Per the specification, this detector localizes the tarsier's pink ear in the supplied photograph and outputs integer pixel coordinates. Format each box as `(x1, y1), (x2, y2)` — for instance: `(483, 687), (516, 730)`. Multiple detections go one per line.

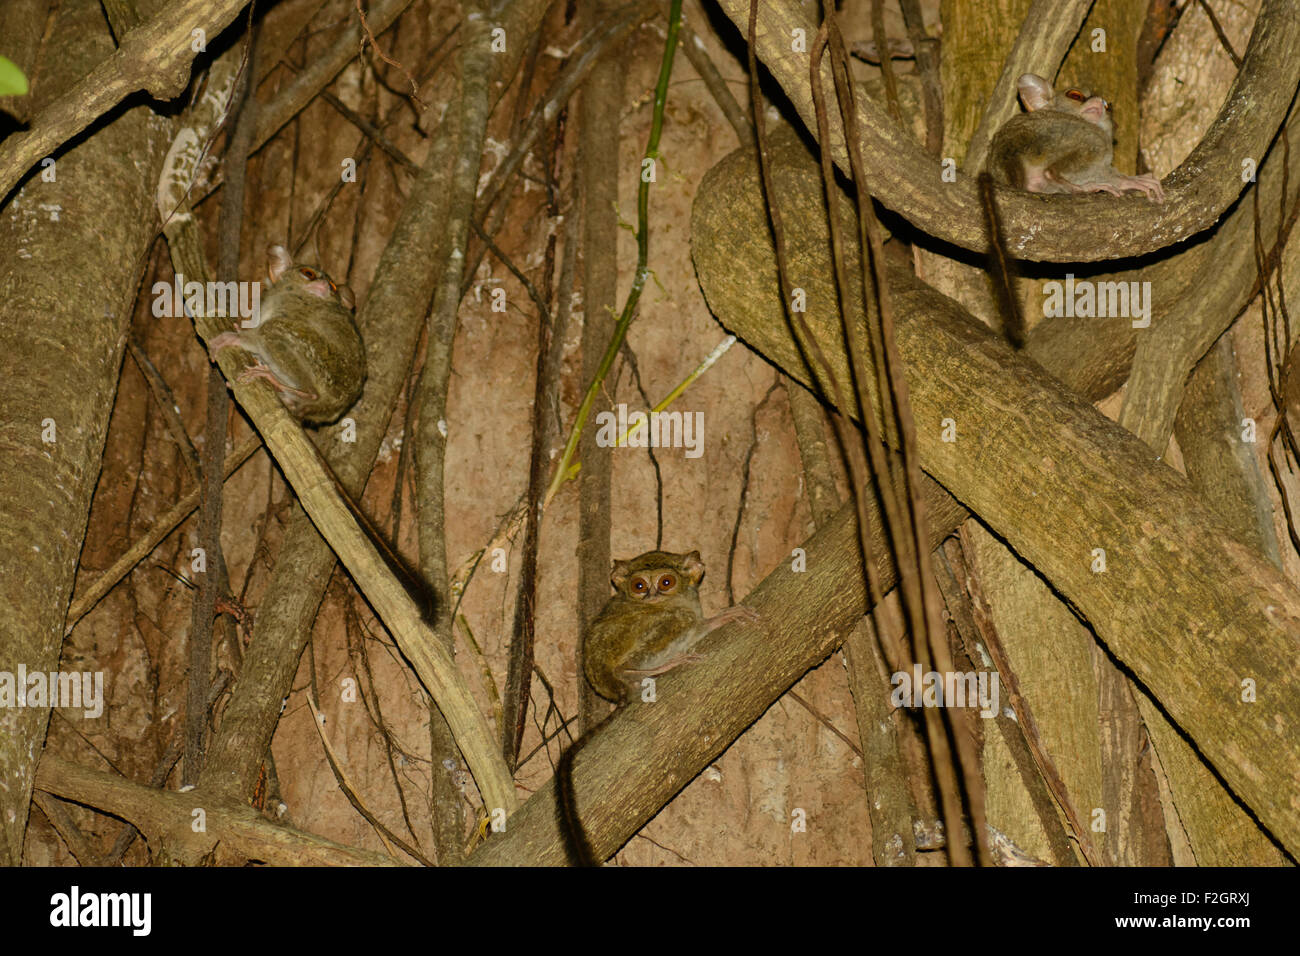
(1016, 73), (1053, 112)
(611, 559), (631, 589)
(683, 550), (705, 586)
(267, 244), (294, 283)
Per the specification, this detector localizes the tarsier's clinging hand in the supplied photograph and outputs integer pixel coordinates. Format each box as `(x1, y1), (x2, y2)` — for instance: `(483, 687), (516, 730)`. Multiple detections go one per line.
(210, 244), (366, 424)
(584, 550), (760, 705)
(987, 73), (1164, 201)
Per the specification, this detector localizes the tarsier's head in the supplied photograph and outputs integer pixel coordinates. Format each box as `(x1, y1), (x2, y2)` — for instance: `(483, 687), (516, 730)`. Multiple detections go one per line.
(265, 244), (356, 310)
(612, 549), (705, 603)
(1017, 72), (1112, 136)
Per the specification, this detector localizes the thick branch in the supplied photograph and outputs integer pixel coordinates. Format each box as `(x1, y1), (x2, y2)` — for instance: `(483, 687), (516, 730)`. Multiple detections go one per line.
(691, 132), (1300, 854)
(35, 755), (399, 866)
(710, 0), (1300, 262)
(0, 0), (248, 199)
(469, 483), (964, 865)
(1118, 101), (1300, 449)
(195, 0), (553, 820)
(0, 0), (176, 865)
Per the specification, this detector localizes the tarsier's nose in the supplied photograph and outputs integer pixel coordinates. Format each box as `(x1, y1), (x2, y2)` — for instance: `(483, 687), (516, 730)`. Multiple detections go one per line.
(1082, 98), (1107, 119)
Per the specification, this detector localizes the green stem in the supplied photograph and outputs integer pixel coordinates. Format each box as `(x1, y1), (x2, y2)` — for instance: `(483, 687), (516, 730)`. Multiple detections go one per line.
(543, 0), (683, 509)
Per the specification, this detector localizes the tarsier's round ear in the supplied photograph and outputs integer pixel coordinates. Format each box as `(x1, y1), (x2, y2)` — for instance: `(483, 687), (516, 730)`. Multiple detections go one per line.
(267, 244), (294, 283)
(682, 550), (705, 585)
(1016, 73), (1053, 113)
(611, 559), (631, 589)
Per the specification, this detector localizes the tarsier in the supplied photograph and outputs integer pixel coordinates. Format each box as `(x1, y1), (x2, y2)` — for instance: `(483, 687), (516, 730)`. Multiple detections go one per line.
(987, 73), (1164, 200)
(210, 244), (366, 424)
(560, 549), (759, 863)
(209, 245), (432, 617)
(584, 549), (760, 704)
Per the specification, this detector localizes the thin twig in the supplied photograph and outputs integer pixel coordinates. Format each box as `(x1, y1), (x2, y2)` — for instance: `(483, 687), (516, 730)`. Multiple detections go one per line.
(126, 338), (202, 485)
(355, 0), (424, 107)
(305, 696), (431, 865)
(1197, 0), (1242, 68)
(787, 690), (863, 758)
(64, 434), (263, 633)
(726, 377), (781, 604)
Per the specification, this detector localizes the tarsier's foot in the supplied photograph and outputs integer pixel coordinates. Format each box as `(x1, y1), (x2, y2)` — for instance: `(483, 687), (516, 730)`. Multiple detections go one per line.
(1072, 180), (1124, 197)
(236, 360), (281, 387)
(1120, 173), (1164, 201)
(236, 361), (315, 400)
(1021, 170), (1058, 194)
(208, 331), (245, 365)
(714, 605), (761, 626)
(1064, 175), (1162, 201)
(209, 331), (241, 352)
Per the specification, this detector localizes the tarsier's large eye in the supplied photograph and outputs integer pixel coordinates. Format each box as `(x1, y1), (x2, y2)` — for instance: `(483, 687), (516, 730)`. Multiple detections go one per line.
(657, 573), (677, 592)
(299, 267), (318, 280)
(631, 576), (650, 594)
(1064, 89), (1087, 102)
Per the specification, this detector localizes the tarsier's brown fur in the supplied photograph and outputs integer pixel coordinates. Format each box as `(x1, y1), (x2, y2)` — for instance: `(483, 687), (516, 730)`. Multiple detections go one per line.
(210, 244), (365, 424)
(583, 549), (758, 704)
(987, 73), (1163, 200)
(981, 74), (1165, 347)
(557, 550), (759, 864)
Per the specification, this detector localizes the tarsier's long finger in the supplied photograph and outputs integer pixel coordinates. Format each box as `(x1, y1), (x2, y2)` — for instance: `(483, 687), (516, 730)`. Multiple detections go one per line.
(623, 653), (705, 679)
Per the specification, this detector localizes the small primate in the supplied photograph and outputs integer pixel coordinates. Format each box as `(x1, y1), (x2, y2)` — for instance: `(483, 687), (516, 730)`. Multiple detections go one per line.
(584, 549), (759, 704)
(209, 245), (431, 619)
(987, 73), (1164, 199)
(210, 244), (365, 424)
(980, 73), (1163, 346)
(557, 550), (759, 865)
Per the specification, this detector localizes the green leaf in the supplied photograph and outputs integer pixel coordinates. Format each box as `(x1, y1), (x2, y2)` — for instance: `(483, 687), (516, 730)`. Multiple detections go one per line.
(0, 56), (29, 96)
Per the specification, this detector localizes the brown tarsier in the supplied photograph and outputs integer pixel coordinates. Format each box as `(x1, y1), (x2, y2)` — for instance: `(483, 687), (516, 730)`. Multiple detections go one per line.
(210, 245), (365, 424)
(209, 246), (431, 616)
(987, 73), (1164, 200)
(559, 550), (758, 864)
(584, 549), (760, 704)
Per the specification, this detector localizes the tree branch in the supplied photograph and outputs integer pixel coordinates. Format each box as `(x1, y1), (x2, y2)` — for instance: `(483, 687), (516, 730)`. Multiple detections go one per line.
(0, 0), (249, 200)
(709, 0), (1300, 262)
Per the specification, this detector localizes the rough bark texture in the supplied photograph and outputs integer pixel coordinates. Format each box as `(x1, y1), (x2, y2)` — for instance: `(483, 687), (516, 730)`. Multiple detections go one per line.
(469, 488), (960, 864)
(0, 0), (173, 865)
(709, 0), (1300, 262)
(942, 0), (1172, 866)
(690, 129), (1300, 857)
(197, 0), (553, 822)
(575, 0), (624, 732)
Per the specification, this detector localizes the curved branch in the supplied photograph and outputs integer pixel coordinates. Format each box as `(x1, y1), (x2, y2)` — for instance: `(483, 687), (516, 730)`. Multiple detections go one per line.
(0, 0), (248, 201)
(35, 755), (400, 866)
(688, 132), (1300, 855)
(713, 0), (1300, 262)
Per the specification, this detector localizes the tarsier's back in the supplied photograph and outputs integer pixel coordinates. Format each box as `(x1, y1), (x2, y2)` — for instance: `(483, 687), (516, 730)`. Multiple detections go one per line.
(264, 291), (364, 422)
(586, 598), (702, 702)
(989, 110), (1112, 190)
(985, 73), (1163, 200)
(256, 268), (366, 424)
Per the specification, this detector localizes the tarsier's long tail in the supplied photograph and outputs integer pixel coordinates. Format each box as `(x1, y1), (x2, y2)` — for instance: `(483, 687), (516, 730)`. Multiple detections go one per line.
(555, 735), (600, 866)
(979, 172), (1027, 349)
